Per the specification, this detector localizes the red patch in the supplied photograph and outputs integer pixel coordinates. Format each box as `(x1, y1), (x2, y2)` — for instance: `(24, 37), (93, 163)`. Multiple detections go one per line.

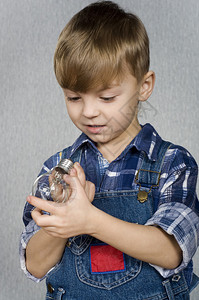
(90, 244), (125, 273)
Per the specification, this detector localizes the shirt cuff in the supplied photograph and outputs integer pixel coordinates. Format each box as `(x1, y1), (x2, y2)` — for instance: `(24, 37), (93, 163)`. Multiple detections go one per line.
(145, 202), (199, 278)
(19, 220), (45, 282)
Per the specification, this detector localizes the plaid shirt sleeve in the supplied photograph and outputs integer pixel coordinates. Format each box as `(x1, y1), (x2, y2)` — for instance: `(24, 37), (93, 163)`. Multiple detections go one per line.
(19, 151), (63, 282)
(145, 146), (199, 278)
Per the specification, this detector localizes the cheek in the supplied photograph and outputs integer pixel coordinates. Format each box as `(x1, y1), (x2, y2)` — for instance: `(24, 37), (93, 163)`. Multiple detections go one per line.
(117, 101), (138, 123)
(66, 105), (79, 121)
(115, 102), (137, 121)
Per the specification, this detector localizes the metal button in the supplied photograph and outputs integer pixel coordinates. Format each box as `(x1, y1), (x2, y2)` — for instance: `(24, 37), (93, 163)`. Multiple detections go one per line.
(137, 190), (148, 203)
(58, 287), (65, 294)
(66, 240), (71, 247)
(172, 274), (181, 282)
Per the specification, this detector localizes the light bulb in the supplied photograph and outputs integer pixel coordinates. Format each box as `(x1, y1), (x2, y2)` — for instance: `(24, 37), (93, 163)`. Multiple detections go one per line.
(32, 159), (74, 203)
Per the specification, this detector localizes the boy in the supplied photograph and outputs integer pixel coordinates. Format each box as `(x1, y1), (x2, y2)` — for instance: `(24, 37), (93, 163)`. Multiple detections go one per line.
(20, 1), (199, 299)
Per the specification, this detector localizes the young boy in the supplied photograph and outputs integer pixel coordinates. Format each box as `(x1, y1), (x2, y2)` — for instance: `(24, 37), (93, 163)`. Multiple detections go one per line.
(20, 1), (199, 299)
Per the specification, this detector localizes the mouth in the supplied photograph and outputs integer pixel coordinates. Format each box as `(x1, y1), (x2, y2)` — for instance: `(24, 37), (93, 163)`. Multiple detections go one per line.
(85, 124), (105, 134)
(87, 125), (104, 127)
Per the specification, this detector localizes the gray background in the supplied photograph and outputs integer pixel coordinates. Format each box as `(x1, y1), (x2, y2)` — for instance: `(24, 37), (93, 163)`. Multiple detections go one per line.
(0, 0), (199, 299)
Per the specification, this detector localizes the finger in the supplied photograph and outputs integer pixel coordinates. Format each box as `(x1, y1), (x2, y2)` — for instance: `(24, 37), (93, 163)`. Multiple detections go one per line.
(73, 162), (86, 187)
(63, 174), (84, 199)
(33, 212), (56, 228)
(69, 167), (77, 177)
(32, 210), (49, 225)
(27, 196), (58, 215)
(31, 206), (42, 216)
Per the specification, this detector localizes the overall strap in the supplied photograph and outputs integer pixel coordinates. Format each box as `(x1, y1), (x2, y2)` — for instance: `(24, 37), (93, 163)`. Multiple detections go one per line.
(136, 141), (171, 187)
(135, 141), (171, 205)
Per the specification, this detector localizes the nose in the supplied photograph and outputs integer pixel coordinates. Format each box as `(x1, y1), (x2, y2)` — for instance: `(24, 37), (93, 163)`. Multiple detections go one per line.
(82, 98), (100, 118)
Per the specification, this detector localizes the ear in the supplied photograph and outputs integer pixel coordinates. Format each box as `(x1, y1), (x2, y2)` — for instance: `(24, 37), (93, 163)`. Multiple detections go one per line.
(138, 71), (155, 102)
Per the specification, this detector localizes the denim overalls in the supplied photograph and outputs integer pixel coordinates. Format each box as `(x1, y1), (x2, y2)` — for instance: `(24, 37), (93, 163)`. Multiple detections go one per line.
(45, 141), (192, 300)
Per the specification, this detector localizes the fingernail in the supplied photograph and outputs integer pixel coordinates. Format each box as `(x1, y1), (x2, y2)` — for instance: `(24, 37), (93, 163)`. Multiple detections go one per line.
(27, 196), (31, 203)
(76, 162), (80, 166)
(70, 168), (76, 175)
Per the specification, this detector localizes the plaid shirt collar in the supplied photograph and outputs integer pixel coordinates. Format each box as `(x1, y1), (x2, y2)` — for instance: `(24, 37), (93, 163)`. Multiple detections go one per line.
(70, 123), (163, 162)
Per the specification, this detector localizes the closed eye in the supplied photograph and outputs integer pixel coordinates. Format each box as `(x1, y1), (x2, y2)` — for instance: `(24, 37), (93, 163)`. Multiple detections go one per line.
(67, 97), (81, 101)
(100, 96), (115, 101)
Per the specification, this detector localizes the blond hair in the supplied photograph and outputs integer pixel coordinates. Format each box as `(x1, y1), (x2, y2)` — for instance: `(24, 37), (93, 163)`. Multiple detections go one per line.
(54, 1), (150, 92)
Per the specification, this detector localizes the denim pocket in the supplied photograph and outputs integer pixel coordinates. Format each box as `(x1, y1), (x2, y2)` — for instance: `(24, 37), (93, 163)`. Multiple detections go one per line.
(74, 238), (142, 290)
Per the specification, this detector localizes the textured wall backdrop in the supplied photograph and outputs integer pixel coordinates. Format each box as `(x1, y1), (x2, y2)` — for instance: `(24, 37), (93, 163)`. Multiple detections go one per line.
(0, 0), (198, 299)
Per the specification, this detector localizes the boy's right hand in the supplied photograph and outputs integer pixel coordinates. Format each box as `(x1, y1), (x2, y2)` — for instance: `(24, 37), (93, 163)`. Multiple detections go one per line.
(28, 162), (96, 239)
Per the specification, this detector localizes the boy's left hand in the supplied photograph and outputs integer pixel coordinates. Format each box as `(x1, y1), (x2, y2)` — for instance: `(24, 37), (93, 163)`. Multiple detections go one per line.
(27, 162), (96, 239)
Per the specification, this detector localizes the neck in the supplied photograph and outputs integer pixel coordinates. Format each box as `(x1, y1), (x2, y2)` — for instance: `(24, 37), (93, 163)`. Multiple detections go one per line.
(97, 118), (141, 162)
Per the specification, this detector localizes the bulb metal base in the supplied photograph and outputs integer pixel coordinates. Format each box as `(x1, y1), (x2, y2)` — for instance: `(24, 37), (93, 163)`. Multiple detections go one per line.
(56, 159), (74, 174)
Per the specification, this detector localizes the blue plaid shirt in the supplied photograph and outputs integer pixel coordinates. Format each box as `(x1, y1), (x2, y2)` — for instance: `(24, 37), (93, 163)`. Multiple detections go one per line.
(20, 123), (199, 282)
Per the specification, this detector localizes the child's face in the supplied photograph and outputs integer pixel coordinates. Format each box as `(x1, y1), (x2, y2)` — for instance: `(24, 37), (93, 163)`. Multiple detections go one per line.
(63, 71), (142, 153)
